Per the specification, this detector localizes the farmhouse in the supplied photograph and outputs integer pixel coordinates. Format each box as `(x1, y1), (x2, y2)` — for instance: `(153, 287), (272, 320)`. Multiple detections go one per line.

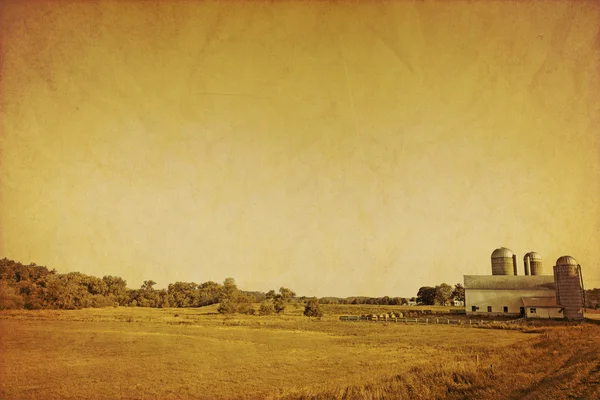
(450, 298), (464, 307)
(464, 248), (585, 320)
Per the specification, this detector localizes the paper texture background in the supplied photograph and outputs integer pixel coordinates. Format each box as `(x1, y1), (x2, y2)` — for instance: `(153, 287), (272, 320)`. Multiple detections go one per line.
(1, 0), (599, 296)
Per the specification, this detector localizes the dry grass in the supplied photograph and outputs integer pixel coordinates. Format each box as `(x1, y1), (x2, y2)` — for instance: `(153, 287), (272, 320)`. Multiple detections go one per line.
(1, 307), (598, 399)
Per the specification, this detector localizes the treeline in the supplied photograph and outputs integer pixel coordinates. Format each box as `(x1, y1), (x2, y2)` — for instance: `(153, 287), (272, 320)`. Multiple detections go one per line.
(0, 258), (296, 313)
(416, 283), (465, 306)
(318, 284), (465, 306)
(317, 297), (416, 305)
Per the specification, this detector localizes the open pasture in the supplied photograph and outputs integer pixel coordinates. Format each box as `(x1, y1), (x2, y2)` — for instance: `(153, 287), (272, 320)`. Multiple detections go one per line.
(1, 307), (599, 399)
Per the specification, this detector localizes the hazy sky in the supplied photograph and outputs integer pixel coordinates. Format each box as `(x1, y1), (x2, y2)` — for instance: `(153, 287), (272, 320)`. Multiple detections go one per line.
(1, 0), (599, 297)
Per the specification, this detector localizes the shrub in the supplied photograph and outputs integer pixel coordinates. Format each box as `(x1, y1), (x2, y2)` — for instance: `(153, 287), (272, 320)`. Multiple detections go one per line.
(259, 301), (275, 316)
(304, 298), (323, 318)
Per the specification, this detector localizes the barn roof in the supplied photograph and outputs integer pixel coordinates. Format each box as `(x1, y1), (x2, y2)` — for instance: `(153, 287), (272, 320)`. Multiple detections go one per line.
(522, 297), (563, 308)
(464, 275), (556, 291)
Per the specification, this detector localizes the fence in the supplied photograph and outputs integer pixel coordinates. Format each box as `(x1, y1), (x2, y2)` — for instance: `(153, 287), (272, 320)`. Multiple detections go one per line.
(338, 315), (507, 326)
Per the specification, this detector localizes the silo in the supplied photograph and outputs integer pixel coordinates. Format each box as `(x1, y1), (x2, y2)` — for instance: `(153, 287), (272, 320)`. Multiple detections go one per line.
(524, 252), (544, 275)
(491, 247), (514, 275)
(553, 256), (585, 320)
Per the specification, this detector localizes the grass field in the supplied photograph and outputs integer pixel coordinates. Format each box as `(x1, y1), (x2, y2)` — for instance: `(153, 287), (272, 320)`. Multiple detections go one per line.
(1, 306), (599, 399)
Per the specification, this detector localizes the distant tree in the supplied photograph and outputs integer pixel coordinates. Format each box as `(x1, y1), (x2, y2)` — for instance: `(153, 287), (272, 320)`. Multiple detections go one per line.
(265, 290), (277, 301)
(102, 275), (128, 305)
(434, 283), (453, 306)
(259, 300), (275, 316)
(452, 283), (465, 303)
(236, 292), (256, 315)
(218, 278), (240, 314)
(272, 295), (283, 313)
(416, 287), (436, 306)
(157, 289), (170, 308)
(242, 291), (266, 303)
(270, 287), (297, 314)
(304, 298), (323, 318)
(141, 280), (156, 291)
(134, 280), (160, 307)
(584, 288), (599, 309)
(279, 287), (296, 302)
(168, 282), (199, 307)
(401, 298), (409, 306)
(0, 280), (24, 310)
(198, 281), (222, 306)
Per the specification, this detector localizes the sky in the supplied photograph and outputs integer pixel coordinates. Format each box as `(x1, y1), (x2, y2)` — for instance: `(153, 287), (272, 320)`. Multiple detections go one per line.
(1, 0), (599, 297)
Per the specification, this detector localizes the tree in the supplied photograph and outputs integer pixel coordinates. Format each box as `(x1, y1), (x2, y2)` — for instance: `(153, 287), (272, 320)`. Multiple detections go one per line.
(303, 298), (323, 318)
(265, 290), (277, 301)
(218, 278), (239, 314)
(168, 282), (199, 307)
(452, 283), (465, 303)
(584, 288), (599, 309)
(235, 292), (256, 315)
(141, 280), (156, 291)
(275, 287), (296, 314)
(157, 289), (170, 308)
(416, 287), (436, 305)
(273, 294), (286, 314)
(259, 300), (275, 316)
(102, 275), (128, 305)
(198, 281), (222, 306)
(434, 283), (453, 306)
(279, 287), (296, 302)
(136, 280), (160, 307)
(0, 280), (24, 310)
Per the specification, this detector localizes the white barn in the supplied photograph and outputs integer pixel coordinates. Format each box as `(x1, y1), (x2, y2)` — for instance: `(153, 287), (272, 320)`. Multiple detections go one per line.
(464, 275), (561, 318)
(463, 247), (585, 320)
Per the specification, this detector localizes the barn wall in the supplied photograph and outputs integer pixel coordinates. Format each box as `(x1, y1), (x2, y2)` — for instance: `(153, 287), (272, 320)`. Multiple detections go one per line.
(525, 307), (563, 319)
(465, 289), (556, 316)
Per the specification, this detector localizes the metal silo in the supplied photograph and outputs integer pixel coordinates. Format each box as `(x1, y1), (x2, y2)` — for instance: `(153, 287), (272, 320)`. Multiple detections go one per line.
(524, 252), (544, 275)
(491, 247), (515, 275)
(553, 256), (585, 320)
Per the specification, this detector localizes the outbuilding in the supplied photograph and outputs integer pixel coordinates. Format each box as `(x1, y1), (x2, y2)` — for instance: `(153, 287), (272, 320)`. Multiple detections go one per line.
(521, 297), (564, 319)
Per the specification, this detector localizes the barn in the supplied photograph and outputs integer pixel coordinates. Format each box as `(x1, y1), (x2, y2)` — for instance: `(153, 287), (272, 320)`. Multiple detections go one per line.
(464, 275), (558, 317)
(464, 248), (585, 320)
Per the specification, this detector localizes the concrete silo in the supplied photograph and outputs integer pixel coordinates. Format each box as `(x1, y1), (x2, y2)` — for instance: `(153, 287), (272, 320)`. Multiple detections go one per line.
(491, 247), (517, 275)
(524, 252), (544, 276)
(553, 256), (585, 320)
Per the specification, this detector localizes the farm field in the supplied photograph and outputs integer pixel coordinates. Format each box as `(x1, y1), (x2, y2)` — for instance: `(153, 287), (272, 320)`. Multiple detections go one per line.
(1, 306), (599, 400)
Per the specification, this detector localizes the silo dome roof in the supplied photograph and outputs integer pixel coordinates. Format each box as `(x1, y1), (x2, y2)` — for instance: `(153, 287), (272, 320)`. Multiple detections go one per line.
(524, 252), (542, 260)
(491, 247), (514, 258)
(556, 256), (578, 266)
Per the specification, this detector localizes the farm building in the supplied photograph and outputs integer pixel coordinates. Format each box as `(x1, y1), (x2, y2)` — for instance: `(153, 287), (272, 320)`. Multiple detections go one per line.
(521, 297), (564, 319)
(464, 248), (585, 320)
(450, 299), (464, 307)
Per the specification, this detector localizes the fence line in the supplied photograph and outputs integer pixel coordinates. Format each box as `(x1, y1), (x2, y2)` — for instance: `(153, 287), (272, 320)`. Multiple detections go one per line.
(338, 316), (498, 326)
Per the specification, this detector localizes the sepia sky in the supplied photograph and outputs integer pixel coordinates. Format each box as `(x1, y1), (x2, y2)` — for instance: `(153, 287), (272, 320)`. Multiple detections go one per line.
(1, 0), (599, 297)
